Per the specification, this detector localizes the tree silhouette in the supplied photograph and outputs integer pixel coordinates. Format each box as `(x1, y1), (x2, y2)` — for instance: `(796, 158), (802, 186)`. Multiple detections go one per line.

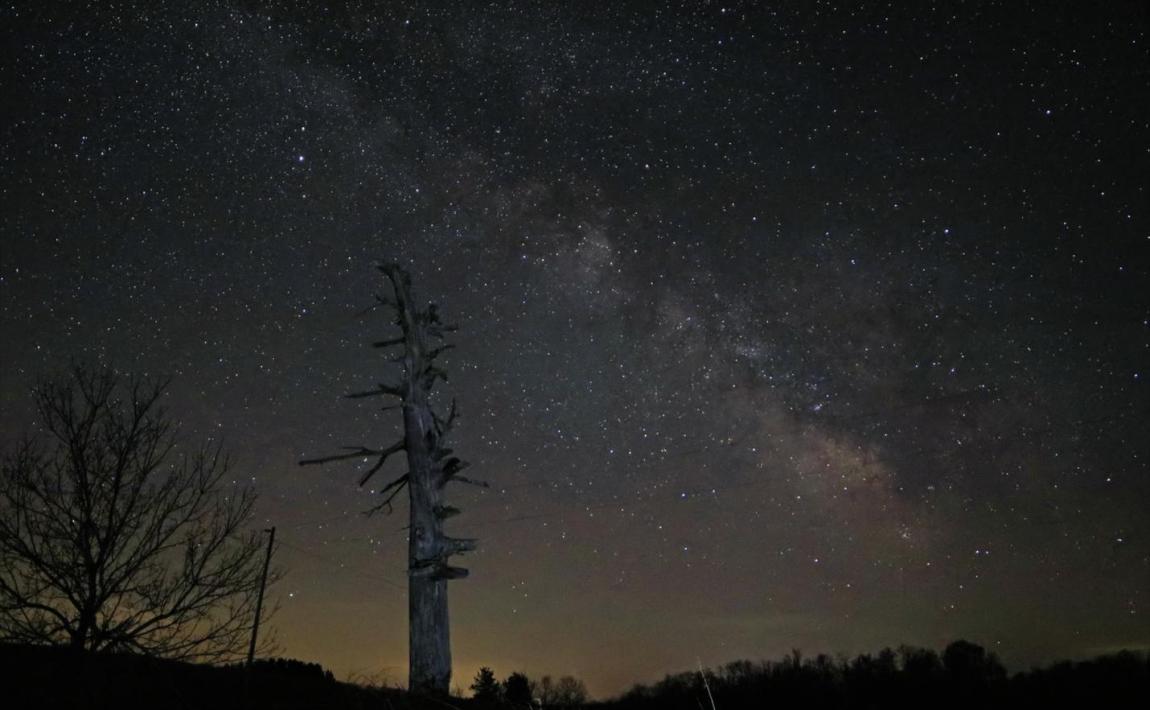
(603, 642), (1138, 710)
(471, 666), (501, 703)
(503, 671), (534, 709)
(0, 366), (272, 661)
(301, 263), (481, 694)
(543, 675), (589, 707)
(942, 639), (1006, 704)
(942, 639), (1005, 683)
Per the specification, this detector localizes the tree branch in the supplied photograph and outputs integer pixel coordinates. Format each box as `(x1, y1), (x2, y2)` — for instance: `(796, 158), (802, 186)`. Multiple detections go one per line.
(345, 383), (404, 399)
(365, 474), (409, 516)
(449, 475), (489, 489)
(372, 337), (406, 349)
(354, 294), (396, 317)
(356, 440), (407, 485)
(433, 505), (460, 520)
(432, 399), (458, 437)
(439, 537), (477, 556)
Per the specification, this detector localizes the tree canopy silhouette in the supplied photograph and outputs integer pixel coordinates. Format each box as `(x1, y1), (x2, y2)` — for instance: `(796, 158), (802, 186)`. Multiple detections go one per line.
(502, 671), (534, 709)
(604, 641), (1150, 710)
(470, 666), (501, 703)
(0, 366), (274, 661)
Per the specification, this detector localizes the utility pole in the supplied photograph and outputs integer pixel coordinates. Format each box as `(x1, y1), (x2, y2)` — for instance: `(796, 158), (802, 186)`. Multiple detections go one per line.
(247, 526), (275, 666)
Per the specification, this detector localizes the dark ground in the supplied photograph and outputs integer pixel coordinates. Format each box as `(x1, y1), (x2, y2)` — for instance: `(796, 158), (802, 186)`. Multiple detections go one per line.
(1, 644), (439, 710)
(3, 642), (1148, 710)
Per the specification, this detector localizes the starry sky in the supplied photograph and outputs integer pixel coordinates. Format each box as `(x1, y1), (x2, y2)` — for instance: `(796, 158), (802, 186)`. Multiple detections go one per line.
(1, 0), (1148, 697)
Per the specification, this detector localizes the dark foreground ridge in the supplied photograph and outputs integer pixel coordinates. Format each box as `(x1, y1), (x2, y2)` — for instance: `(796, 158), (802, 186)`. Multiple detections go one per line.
(0, 644), (443, 710)
(598, 641), (1150, 710)
(4, 641), (1149, 710)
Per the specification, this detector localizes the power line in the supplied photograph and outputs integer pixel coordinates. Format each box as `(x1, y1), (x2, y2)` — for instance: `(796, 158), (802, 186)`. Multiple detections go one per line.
(277, 511), (365, 530)
(277, 539), (407, 593)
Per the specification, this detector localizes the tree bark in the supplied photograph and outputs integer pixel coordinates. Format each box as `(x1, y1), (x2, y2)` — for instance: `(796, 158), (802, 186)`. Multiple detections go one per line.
(302, 265), (477, 694)
(404, 363), (453, 694)
(380, 264), (473, 695)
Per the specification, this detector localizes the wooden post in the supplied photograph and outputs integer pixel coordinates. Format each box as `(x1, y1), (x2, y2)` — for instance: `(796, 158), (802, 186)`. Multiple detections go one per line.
(247, 526), (275, 666)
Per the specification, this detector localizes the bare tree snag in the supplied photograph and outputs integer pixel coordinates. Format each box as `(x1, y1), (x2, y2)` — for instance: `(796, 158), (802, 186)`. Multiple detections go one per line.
(300, 263), (480, 695)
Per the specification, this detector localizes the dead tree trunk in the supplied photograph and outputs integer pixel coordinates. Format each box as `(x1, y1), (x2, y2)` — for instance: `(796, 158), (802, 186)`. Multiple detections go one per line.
(301, 263), (480, 695)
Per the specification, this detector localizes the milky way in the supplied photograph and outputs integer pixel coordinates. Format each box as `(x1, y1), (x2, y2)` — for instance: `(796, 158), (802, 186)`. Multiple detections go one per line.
(1, 1), (1147, 696)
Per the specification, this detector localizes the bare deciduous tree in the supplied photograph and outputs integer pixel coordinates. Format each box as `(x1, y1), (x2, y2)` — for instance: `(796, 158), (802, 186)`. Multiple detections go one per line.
(301, 263), (481, 694)
(0, 366), (274, 662)
(537, 674), (590, 708)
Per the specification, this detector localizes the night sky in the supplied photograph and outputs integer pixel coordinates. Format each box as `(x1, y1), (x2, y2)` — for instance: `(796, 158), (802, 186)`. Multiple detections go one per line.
(1, 0), (1148, 697)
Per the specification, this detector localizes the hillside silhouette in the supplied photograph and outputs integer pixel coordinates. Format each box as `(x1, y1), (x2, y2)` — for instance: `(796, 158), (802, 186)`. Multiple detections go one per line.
(2, 643), (422, 710)
(601, 641), (1149, 710)
(4, 640), (1147, 710)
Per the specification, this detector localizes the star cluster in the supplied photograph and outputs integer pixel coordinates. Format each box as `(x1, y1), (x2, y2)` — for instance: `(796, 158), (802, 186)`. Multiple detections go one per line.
(1, 0), (1147, 696)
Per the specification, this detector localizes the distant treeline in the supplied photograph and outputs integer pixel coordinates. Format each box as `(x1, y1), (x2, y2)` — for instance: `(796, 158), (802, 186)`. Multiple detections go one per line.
(598, 641), (1149, 710)
(3, 640), (1147, 709)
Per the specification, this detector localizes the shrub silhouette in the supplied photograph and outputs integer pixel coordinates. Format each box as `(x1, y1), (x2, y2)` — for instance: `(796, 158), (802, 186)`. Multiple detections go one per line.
(471, 666), (501, 703)
(503, 671), (534, 709)
(248, 657), (336, 682)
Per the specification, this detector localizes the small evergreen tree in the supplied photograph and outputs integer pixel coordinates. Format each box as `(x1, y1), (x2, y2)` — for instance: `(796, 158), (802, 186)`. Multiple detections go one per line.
(471, 666), (501, 703)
